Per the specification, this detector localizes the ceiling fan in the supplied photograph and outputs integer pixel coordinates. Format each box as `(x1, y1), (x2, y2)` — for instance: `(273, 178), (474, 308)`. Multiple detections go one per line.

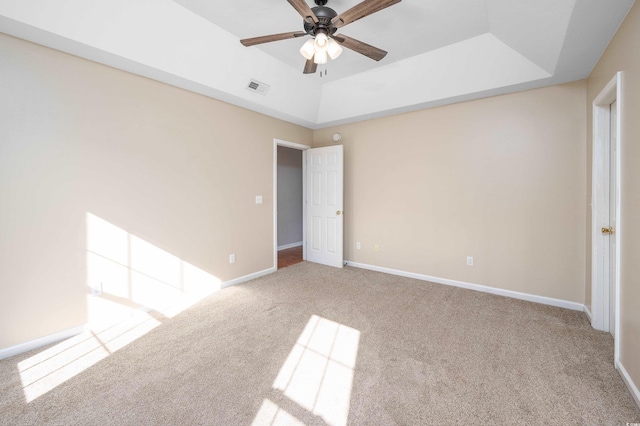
(240, 0), (401, 74)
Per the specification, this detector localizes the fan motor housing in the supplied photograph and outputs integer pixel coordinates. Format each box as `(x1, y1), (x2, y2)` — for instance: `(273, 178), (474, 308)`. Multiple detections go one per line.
(304, 6), (338, 36)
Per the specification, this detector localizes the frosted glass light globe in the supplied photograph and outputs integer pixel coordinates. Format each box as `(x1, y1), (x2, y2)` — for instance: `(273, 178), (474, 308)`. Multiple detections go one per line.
(314, 49), (328, 64)
(327, 38), (343, 60)
(314, 33), (329, 51)
(299, 39), (315, 60)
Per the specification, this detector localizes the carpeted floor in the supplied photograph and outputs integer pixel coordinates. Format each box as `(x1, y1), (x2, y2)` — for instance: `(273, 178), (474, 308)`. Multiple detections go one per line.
(1, 262), (638, 425)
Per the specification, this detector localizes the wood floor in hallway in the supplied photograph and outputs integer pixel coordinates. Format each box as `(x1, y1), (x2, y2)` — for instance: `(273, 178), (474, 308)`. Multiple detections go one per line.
(278, 245), (303, 269)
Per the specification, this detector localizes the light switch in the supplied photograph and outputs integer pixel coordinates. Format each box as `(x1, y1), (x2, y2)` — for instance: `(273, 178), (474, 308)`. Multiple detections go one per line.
(255, 195), (263, 204)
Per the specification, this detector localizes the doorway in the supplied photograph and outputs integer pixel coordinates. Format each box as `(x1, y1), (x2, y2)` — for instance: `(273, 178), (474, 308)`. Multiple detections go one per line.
(273, 139), (345, 270)
(273, 139), (309, 269)
(591, 72), (621, 363)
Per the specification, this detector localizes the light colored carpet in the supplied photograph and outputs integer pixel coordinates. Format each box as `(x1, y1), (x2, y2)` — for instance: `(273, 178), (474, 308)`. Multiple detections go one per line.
(1, 262), (638, 425)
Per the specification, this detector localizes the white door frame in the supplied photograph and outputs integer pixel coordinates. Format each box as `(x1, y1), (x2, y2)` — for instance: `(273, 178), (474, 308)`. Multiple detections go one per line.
(273, 139), (310, 268)
(591, 72), (622, 363)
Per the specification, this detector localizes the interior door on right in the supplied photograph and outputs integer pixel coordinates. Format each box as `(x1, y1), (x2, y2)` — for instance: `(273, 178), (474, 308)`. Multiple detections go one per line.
(609, 100), (617, 337)
(306, 145), (344, 268)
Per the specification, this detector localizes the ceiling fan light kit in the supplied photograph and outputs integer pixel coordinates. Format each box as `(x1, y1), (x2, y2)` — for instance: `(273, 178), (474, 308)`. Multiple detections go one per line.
(300, 35), (341, 64)
(240, 0), (401, 74)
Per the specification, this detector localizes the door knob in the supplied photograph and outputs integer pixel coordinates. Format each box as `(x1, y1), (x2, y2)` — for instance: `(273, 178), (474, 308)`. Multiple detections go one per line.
(602, 227), (614, 234)
(336, 211), (342, 216)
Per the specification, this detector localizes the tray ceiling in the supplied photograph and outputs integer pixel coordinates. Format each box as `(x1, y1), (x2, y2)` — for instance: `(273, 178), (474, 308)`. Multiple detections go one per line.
(0, 0), (635, 128)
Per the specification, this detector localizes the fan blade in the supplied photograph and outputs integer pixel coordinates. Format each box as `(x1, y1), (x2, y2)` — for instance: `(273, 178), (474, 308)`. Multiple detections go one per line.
(332, 0), (401, 28)
(287, 0), (319, 24)
(332, 34), (387, 61)
(240, 31), (307, 47)
(303, 58), (318, 74)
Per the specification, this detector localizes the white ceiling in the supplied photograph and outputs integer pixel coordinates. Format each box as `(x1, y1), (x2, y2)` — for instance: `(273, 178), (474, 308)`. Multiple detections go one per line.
(0, 0), (635, 128)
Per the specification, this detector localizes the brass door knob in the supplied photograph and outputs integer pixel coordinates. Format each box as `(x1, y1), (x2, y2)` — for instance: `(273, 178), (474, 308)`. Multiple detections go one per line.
(336, 211), (342, 216)
(602, 227), (615, 234)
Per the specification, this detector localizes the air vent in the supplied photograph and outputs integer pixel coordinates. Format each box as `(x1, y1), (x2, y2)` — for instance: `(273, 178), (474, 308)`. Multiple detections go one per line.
(247, 79), (270, 96)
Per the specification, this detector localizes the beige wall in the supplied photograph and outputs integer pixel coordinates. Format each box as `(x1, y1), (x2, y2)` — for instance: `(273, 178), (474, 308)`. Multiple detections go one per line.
(587, 1), (640, 394)
(0, 34), (312, 350)
(314, 81), (587, 303)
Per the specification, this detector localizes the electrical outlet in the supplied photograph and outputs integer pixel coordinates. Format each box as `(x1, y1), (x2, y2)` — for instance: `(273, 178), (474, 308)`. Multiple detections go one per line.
(91, 283), (102, 296)
(229, 254), (236, 264)
(356, 242), (361, 250)
(467, 256), (474, 266)
(374, 244), (380, 252)
(255, 196), (263, 204)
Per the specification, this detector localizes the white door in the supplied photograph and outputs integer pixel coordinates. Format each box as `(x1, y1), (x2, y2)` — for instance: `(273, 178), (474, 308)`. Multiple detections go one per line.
(306, 145), (344, 268)
(608, 100), (618, 337)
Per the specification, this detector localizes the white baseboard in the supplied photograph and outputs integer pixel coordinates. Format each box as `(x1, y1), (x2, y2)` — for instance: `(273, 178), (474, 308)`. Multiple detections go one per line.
(0, 325), (86, 361)
(346, 261), (584, 311)
(278, 241), (303, 251)
(222, 267), (276, 289)
(583, 305), (593, 322)
(617, 360), (640, 409)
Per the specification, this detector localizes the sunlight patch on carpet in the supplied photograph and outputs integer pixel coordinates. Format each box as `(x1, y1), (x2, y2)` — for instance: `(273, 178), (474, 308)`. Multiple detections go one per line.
(252, 399), (305, 426)
(17, 213), (223, 403)
(260, 315), (360, 426)
(18, 311), (160, 403)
